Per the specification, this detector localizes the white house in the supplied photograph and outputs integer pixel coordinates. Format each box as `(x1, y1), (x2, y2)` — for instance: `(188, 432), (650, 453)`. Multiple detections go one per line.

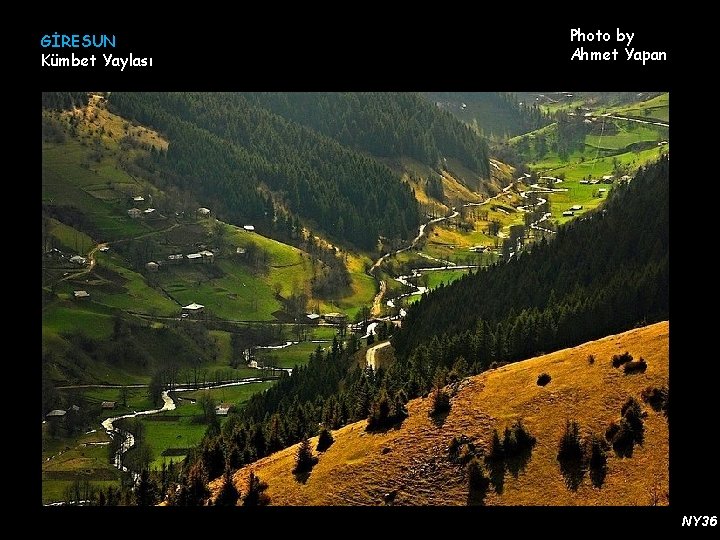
(73, 290), (90, 299)
(243, 225), (255, 232)
(182, 302), (205, 316)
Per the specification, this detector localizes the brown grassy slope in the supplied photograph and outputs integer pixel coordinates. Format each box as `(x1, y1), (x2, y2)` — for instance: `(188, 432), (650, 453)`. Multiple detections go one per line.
(214, 321), (668, 506)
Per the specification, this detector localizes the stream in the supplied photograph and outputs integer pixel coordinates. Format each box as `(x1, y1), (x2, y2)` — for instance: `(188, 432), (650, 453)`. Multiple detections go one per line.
(101, 377), (273, 480)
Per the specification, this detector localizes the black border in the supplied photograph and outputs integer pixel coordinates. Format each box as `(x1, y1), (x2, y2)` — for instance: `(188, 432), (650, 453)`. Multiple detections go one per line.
(31, 15), (707, 534)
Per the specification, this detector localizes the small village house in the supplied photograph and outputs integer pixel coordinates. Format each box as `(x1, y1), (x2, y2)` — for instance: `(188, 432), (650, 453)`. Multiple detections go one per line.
(324, 312), (348, 325)
(182, 302), (205, 317)
(215, 403), (231, 416)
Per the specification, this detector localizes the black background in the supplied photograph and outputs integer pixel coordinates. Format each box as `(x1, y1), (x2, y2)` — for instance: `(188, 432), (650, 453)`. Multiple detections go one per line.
(30, 12), (708, 534)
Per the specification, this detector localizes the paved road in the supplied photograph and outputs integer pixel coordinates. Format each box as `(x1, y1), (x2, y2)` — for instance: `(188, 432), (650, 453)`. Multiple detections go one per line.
(366, 341), (391, 370)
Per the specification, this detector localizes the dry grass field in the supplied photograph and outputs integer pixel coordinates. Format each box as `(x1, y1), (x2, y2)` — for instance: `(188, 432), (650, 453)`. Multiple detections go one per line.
(212, 321), (669, 506)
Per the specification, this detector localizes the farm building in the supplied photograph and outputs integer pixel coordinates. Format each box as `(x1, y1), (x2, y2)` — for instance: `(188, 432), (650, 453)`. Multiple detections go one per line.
(199, 250), (215, 263)
(570, 205), (583, 211)
(215, 403), (231, 416)
(73, 290), (90, 299)
(143, 208), (156, 217)
(602, 175), (614, 183)
(562, 211), (574, 217)
(182, 302), (205, 316)
(236, 247), (246, 255)
(243, 225), (255, 232)
(46, 409), (66, 419)
(133, 196), (145, 203)
(146, 261), (159, 272)
(186, 253), (203, 264)
(101, 401), (116, 410)
(167, 254), (184, 264)
(127, 208), (142, 219)
(197, 207), (211, 217)
(306, 313), (321, 324)
(69, 255), (87, 265)
(579, 180), (589, 184)
(324, 312), (348, 325)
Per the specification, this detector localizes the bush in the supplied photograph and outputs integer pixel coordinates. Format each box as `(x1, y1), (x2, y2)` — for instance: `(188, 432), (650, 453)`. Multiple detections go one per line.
(611, 351), (633, 368)
(610, 398), (645, 455)
(511, 420), (536, 451)
(587, 354), (596, 365)
(605, 421), (619, 442)
(622, 398), (645, 434)
(430, 388), (451, 415)
(537, 373), (551, 386)
(316, 427), (334, 452)
(641, 386), (668, 413)
(503, 420), (536, 456)
(557, 420), (583, 462)
(367, 387), (408, 431)
(623, 358), (647, 374)
(448, 436), (461, 458)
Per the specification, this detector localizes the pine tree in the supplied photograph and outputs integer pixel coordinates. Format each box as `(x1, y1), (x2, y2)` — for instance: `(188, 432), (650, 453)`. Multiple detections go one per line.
(467, 457), (490, 492)
(294, 435), (316, 474)
(242, 473), (270, 506)
(430, 387), (451, 415)
(134, 468), (158, 506)
(215, 470), (240, 506)
(557, 420), (583, 462)
(486, 429), (504, 462)
(316, 427), (334, 452)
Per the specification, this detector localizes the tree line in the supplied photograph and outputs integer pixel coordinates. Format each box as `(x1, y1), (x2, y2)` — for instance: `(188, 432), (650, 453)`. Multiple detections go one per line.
(390, 156), (668, 392)
(243, 92), (490, 176)
(108, 92), (425, 250)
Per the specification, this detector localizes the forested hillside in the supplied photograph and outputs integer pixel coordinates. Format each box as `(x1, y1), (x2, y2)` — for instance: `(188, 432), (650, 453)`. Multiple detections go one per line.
(424, 92), (551, 137)
(243, 92), (490, 176)
(108, 92), (423, 250)
(391, 156), (669, 383)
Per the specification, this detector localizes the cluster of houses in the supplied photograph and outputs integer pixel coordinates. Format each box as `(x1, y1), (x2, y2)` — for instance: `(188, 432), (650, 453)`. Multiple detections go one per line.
(45, 401), (116, 422)
(146, 249), (215, 273)
(128, 203), (216, 222)
(562, 205), (584, 217)
(579, 175), (616, 186)
(126, 195), (158, 220)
